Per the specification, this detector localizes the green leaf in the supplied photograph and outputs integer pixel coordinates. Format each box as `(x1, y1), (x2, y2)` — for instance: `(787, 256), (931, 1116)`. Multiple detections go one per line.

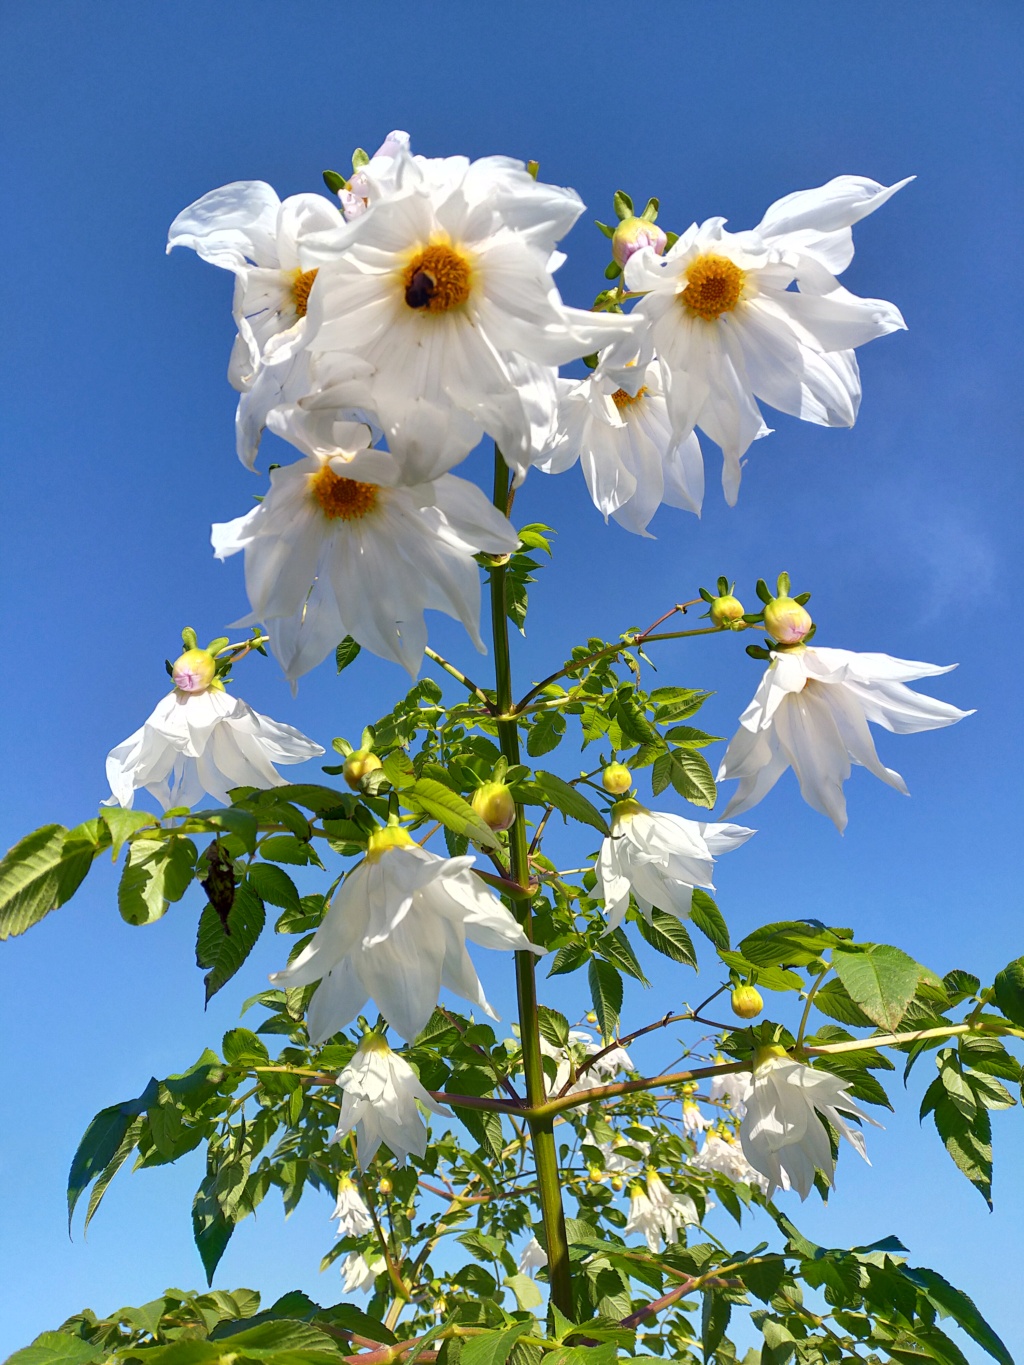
(666, 747), (717, 808)
(461, 1323), (533, 1365)
(68, 1080), (157, 1228)
(247, 863), (301, 915)
(99, 806), (158, 859)
(223, 1026), (271, 1067)
(832, 944), (920, 1031)
(739, 920), (834, 968)
(718, 949), (803, 993)
(812, 978), (875, 1029)
(921, 1075), (993, 1207)
(701, 1287), (732, 1361)
(193, 1177), (235, 1285)
(690, 889), (729, 948)
(314, 1304), (397, 1344)
(537, 1006), (571, 1049)
(904, 1266), (1014, 1365)
(993, 957), (1024, 1027)
(588, 958), (623, 1036)
(0, 823), (105, 940)
(335, 635), (361, 673)
(407, 777), (499, 850)
(196, 880), (266, 1003)
(635, 908), (697, 967)
(526, 711), (566, 758)
(118, 835), (197, 926)
(504, 1273), (544, 1311)
(191, 808), (259, 856)
(4, 1333), (106, 1365)
(598, 926), (650, 985)
(533, 770), (610, 835)
(83, 1113), (143, 1232)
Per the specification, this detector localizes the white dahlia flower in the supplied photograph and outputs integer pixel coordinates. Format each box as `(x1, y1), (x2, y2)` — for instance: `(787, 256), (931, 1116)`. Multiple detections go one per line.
(331, 1034), (451, 1167)
(709, 1070), (753, 1119)
(339, 1251), (386, 1295)
(518, 1236), (548, 1275)
(617, 175), (911, 503)
(537, 360), (704, 534)
(306, 148), (638, 483)
(624, 1171), (698, 1252)
(270, 827), (542, 1042)
(597, 799), (754, 930)
(211, 440), (518, 685)
(104, 682), (322, 811)
(739, 1052), (880, 1199)
(539, 1029), (634, 1096)
(329, 1175), (373, 1237)
(690, 1129), (770, 1194)
(717, 646), (972, 831)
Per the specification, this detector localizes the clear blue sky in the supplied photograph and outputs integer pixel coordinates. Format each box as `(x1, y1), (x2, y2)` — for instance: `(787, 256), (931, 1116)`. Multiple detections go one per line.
(1, 1), (1022, 1357)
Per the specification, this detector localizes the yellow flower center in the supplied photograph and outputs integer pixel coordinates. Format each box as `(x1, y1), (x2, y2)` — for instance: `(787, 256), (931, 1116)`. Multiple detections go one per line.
(680, 253), (746, 321)
(402, 242), (473, 313)
(291, 267), (319, 318)
(309, 466), (379, 521)
(611, 386), (648, 410)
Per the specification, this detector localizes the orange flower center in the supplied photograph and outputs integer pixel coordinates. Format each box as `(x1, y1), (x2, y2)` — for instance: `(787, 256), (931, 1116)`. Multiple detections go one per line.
(611, 386), (649, 410)
(402, 243), (473, 313)
(291, 267), (319, 318)
(680, 254), (745, 321)
(309, 466), (379, 521)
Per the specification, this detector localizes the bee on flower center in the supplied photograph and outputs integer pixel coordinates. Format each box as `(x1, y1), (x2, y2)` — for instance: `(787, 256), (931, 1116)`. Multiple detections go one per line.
(309, 466), (379, 521)
(402, 243), (473, 313)
(680, 254), (746, 321)
(291, 267), (319, 318)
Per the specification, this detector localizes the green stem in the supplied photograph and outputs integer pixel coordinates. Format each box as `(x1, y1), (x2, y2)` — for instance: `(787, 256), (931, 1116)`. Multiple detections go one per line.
(489, 446), (574, 1320)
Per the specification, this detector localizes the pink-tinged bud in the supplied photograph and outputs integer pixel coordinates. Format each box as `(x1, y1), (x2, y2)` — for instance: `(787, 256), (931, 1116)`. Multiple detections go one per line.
(343, 748), (382, 790)
(709, 595), (745, 628)
(172, 648), (217, 693)
(763, 596), (813, 645)
(731, 986), (764, 1019)
(611, 216), (668, 268)
(602, 762), (633, 794)
(471, 781), (516, 832)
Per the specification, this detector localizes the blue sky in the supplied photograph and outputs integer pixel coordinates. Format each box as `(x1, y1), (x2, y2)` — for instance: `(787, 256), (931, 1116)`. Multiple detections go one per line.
(1, 0), (1022, 1357)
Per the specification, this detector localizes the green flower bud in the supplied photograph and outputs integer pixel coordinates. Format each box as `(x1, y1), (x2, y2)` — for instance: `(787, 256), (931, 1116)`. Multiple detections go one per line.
(602, 762), (633, 794)
(343, 748), (382, 789)
(471, 781), (516, 831)
(764, 596), (813, 645)
(709, 594), (746, 628)
(171, 648), (217, 693)
(612, 216), (668, 268)
(731, 985), (764, 1019)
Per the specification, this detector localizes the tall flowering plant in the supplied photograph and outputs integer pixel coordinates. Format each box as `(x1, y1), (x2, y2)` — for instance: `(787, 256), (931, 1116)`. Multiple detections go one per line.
(3, 134), (1017, 1365)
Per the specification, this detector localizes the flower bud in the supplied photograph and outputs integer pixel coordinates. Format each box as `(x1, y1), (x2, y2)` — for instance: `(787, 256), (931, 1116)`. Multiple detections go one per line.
(709, 595), (745, 628)
(612, 216), (668, 268)
(731, 985), (764, 1019)
(471, 781), (516, 832)
(610, 1174), (624, 1191)
(763, 596), (813, 645)
(377, 1177), (393, 1195)
(602, 762), (633, 794)
(343, 748), (382, 789)
(586, 1010), (597, 1024)
(172, 648), (217, 693)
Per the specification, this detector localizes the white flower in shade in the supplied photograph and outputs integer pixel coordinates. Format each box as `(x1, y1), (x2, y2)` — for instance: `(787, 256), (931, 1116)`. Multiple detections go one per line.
(211, 440), (518, 685)
(690, 1130), (769, 1194)
(306, 148), (638, 484)
(597, 799), (754, 930)
(339, 130), (411, 220)
(709, 1071), (753, 1119)
(539, 1029), (634, 1096)
(270, 827), (543, 1042)
(167, 181), (349, 400)
(681, 1100), (710, 1135)
(340, 1251), (386, 1295)
(717, 646), (973, 832)
(330, 1034), (451, 1167)
(537, 361), (704, 534)
(739, 1052), (880, 1199)
(625, 1172), (698, 1251)
(518, 1236), (547, 1275)
(330, 1175), (373, 1237)
(617, 175), (911, 503)
(104, 681), (323, 811)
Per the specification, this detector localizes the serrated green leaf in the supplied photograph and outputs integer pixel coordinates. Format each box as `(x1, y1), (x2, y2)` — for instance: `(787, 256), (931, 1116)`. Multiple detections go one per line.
(635, 908), (697, 967)
(904, 1267), (1013, 1365)
(690, 889), (729, 948)
(118, 835), (197, 926)
(0, 823), (105, 940)
(247, 863), (301, 915)
(812, 978), (875, 1028)
(196, 881), (266, 1003)
(588, 958), (623, 1036)
(598, 925), (650, 985)
(526, 711), (566, 758)
(533, 770), (610, 835)
(666, 747), (716, 808)
(993, 957), (1024, 1027)
(335, 635), (361, 673)
(832, 944), (920, 1031)
(83, 1114), (143, 1233)
(99, 806), (158, 859)
(68, 1079), (157, 1228)
(537, 1006), (571, 1049)
(193, 1177), (235, 1285)
(4, 1333), (106, 1365)
(461, 1323), (533, 1365)
(407, 777), (499, 850)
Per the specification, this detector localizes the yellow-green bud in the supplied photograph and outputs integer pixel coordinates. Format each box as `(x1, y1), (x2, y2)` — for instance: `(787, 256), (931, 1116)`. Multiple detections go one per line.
(377, 1177), (393, 1195)
(365, 825), (415, 861)
(763, 596), (813, 645)
(610, 1174), (624, 1191)
(731, 985), (764, 1019)
(343, 748), (382, 789)
(602, 762), (633, 794)
(585, 1010), (597, 1024)
(612, 216), (668, 268)
(172, 648), (217, 693)
(709, 595), (745, 628)
(471, 781), (516, 832)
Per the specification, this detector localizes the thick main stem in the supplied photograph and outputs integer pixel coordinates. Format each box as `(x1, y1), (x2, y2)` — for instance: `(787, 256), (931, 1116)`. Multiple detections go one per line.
(489, 447), (574, 1320)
